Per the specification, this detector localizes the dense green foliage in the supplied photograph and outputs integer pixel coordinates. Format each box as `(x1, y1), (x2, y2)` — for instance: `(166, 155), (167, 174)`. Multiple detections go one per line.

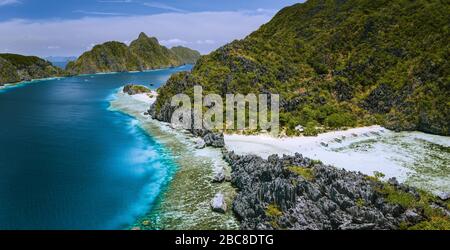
(66, 32), (200, 75)
(130, 33), (180, 69)
(123, 84), (151, 95)
(66, 41), (141, 74)
(129, 85), (151, 93)
(0, 53), (65, 85)
(287, 166), (315, 181)
(0, 57), (20, 84)
(374, 181), (450, 230)
(154, 0), (450, 135)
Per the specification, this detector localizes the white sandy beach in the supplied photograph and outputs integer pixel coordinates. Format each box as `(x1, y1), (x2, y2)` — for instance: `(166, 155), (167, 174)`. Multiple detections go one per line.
(129, 91), (158, 105)
(121, 88), (449, 194)
(224, 126), (407, 179)
(224, 126), (450, 194)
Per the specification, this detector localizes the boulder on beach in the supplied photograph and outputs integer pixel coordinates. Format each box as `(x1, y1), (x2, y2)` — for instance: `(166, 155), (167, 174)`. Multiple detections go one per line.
(202, 132), (225, 148)
(193, 138), (206, 149)
(211, 193), (227, 213)
(437, 192), (450, 201)
(212, 167), (226, 183)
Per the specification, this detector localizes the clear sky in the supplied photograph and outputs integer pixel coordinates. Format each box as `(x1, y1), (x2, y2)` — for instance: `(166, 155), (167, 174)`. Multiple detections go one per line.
(0, 0), (304, 57)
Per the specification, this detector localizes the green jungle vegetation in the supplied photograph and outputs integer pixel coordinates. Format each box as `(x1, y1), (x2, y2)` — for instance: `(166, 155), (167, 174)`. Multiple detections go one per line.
(153, 0), (449, 136)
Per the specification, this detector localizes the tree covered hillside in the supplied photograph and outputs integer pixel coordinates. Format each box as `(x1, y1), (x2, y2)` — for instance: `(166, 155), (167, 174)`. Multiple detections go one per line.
(0, 54), (65, 85)
(66, 32), (201, 75)
(152, 0), (450, 136)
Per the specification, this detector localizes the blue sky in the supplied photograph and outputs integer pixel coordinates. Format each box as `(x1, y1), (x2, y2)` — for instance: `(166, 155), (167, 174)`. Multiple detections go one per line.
(0, 0), (303, 57)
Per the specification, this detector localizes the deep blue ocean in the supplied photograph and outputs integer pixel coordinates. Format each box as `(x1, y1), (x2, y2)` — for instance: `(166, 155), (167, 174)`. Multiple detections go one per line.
(0, 65), (191, 229)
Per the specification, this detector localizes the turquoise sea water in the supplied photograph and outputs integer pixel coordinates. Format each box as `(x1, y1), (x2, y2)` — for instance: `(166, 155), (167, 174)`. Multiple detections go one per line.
(0, 65), (191, 229)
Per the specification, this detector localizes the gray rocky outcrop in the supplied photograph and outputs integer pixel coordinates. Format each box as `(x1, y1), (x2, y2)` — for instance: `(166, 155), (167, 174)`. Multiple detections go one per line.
(223, 151), (448, 230)
(149, 102), (225, 148)
(437, 192), (450, 201)
(212, 167), (226, 183)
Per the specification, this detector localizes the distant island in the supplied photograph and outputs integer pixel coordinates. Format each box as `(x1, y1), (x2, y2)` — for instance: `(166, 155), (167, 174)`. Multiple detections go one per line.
(0, 32), (201, 86)
(66, 32), (201, 75)
(45, 56), (78, 69)
(0, 53), (66, 86)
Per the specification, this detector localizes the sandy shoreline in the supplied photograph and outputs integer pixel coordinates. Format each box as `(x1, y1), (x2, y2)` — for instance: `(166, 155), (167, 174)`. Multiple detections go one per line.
(224, 125), (387, 158)
(129, 91), (158, 105)
(224, 127), (450, 194)
(0, 77), (65, 90)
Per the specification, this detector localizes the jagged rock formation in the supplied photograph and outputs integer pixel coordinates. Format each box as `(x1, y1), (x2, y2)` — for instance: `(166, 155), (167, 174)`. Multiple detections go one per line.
(151, 0), (450, 135)
(148, 106), (225, 148)
(148, 76), (225, 147)
(66, 32), (200, 75)
(224, 151), (450, 230)
(0, 54), (65, 86)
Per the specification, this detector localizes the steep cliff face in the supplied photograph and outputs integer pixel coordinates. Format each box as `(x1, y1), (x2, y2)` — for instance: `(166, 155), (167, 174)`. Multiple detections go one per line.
(0, 54), (65, 86)
(129, 32), (180, 70)
(66, 32), (201, 75)
(152, 0), (450, 136)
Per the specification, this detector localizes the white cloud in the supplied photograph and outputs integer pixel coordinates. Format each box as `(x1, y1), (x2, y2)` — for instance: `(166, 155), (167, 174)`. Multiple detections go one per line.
(142, 2), (186, 13)
(160, 38), (189, 46)
(98, 0), (185, 14)
(196, 40), (216, 45)
(0, 0), (20, 7)
(0, 10), (274, 57)
(73, 10), (126, 16)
